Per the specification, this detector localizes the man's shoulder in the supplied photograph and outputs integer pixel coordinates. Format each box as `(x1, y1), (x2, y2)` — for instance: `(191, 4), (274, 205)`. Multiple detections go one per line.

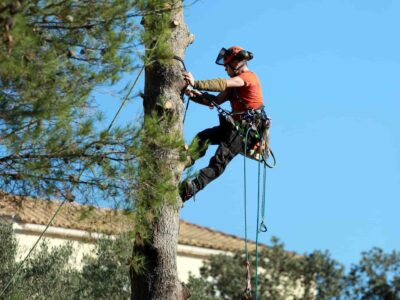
(238, 70), (257, 78)
(237, 71), (259, 83)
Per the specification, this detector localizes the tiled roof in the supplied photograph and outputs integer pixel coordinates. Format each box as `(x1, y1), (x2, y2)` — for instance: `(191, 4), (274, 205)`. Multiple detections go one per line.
(0, 191), (265, 252)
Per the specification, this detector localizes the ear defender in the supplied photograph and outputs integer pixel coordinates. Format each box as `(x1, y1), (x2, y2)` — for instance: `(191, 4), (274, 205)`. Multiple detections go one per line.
(237, 50), (254, 61)
(215, 46), (254, 66)
(246, 51), (253, 61)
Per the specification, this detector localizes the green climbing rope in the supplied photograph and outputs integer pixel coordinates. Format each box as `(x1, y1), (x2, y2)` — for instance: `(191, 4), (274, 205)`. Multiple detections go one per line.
(243, 125), (269, 300)
(243, 127), (252, 298)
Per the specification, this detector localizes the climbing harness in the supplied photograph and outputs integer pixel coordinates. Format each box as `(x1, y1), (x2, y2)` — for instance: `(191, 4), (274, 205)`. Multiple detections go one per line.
(197, 93), (276, 168)
(236, 108), (275, 167)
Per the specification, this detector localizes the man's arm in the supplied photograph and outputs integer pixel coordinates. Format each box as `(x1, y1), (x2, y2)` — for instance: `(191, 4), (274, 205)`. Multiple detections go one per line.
(183, 72), (245, 92)
(225, 76), (245, 88)
(215, 89), (230, 105)
(186, 89), (228, 106)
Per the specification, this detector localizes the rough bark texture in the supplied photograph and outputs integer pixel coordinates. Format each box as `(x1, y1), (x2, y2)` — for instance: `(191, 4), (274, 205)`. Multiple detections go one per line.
(131, 4), (193, 300)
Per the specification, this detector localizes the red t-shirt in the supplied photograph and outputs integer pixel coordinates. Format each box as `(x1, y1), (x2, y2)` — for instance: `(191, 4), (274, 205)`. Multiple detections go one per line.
(229, 71), (263, 113)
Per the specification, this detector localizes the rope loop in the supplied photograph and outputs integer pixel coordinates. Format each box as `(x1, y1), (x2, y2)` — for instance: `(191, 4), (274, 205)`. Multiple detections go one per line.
(259, 221), (268, 233)
(264, 149), (276, 169)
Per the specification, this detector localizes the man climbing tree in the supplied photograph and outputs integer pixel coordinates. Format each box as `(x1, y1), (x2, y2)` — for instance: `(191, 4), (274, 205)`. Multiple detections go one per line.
(180, 46), (268, 201)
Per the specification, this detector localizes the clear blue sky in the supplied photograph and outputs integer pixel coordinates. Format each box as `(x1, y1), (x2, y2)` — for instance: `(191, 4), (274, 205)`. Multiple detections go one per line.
(181, 0), (400, 269)
(99, 0), (400, 269)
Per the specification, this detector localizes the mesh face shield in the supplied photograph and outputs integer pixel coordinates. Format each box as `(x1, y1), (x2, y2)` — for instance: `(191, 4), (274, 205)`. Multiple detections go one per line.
(215, 48), (230, 66)
(215, 47), (253, 66)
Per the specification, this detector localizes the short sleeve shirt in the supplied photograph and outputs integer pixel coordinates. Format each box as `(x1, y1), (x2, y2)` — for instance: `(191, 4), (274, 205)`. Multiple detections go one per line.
(229, 71), (263, 113)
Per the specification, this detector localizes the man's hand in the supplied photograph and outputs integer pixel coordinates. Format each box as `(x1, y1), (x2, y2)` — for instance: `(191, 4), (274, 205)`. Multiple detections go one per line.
(185, 89), (216, 108)
(185, 88), (202, 98)
(183, 71), (195, 86)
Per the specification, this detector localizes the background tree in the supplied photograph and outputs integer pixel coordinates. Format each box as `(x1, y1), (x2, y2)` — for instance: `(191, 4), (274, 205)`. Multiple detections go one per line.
(344, 247), (400, 299)
(0, 219), (132, 299)
(77, 233), (133, 299)
(0, 0), (148, 205)
(187, 237), (345, 300)
(0, 220), (79, 299)
(15, 242), (79, 300)
(0, 220), (18, 300)
(3, 218), (400, 299)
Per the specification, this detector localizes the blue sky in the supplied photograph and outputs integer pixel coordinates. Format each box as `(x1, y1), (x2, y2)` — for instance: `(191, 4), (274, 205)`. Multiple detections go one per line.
(179, 0), (400, 269)
(98, 0), (400, 269)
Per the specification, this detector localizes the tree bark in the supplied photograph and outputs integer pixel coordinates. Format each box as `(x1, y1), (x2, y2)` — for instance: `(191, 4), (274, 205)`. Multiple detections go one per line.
(130, 3), (193, 300)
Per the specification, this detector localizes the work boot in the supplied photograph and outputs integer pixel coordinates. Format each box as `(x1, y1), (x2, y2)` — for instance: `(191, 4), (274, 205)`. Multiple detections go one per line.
(179, 179), (199, 202)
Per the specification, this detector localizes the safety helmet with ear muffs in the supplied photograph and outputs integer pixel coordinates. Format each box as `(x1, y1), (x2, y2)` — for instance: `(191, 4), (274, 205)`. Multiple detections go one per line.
(215, 46), (254, 66)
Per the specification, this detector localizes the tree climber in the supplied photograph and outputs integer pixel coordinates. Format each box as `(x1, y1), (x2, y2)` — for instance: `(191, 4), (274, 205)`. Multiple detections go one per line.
(180, 46), (265, 201)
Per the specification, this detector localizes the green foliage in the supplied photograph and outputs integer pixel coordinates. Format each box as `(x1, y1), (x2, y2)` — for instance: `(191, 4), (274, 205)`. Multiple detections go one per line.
(136, 0), (176, 63)
(134, 113), (184, 241)
(344, 247), (400, 299)
(0, 220), (17, 300)
(14, 242), (79, 300)
(299, 250), (345, 300)
(0, 220), (79, 300)
(76, 234), (133, 299)
(1, 0), (185, 297)
(0, 0), (153, 205)
(2, 222), (400, 299)
(186, 276), (219, 300)
(199, 252), (249, 299)
(0, 222), (133, 299)
(188, 237), (345, 300)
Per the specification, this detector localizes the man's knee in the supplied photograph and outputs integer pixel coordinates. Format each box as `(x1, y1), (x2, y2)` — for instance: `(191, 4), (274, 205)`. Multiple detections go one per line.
(210, 148), (233, 175)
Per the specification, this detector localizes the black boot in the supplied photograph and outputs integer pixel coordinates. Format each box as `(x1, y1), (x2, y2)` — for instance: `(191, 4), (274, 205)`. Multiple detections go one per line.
(179, 179), (200, 202)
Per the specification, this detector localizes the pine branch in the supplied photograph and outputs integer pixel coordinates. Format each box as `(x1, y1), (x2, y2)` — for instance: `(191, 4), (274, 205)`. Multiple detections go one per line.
(0, 172), (123, 189)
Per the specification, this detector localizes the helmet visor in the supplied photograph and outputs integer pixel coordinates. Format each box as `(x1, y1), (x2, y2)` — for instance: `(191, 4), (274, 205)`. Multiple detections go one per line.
(215, 48), (229, 65)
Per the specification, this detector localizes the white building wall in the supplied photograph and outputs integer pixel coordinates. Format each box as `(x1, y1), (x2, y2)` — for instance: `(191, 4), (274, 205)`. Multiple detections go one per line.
(177, 244), (227, 282)
(12, 222), (225, 283)
(14, 232), (96, 270)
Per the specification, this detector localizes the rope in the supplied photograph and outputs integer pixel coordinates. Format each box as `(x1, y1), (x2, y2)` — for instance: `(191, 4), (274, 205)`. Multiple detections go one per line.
(254, 136), (266, 300)
(264, 149), (277, 169)
(173, 55), (191, 124)
(0, 65), (146, 299)
(107, 65), (145, 131)
(183, 98), (190, 124)
(243, 127), (252, 298)
(242, 124), (270, 300)
(260, 162), (268, 233)
(255, 138), (261, 300)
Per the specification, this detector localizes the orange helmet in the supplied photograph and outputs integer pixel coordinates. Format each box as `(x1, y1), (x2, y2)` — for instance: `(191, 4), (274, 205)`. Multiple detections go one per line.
(215, 46), (253, 66)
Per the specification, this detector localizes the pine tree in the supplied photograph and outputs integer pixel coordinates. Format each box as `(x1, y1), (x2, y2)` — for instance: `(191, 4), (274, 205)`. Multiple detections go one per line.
(0, 1), (147, 204)
(1, 1), (195, 298)
(129, 1), (194, 299)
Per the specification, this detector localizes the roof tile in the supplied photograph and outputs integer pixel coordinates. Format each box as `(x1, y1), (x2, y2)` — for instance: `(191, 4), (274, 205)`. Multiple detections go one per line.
(0, 191), (265, 252)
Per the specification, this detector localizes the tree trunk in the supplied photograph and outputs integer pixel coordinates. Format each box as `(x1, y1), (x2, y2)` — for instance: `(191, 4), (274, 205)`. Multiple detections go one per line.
(130, 3), (193, 300)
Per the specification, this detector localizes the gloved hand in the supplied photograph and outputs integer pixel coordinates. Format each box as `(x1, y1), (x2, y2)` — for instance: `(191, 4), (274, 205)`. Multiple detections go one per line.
(186, 89), (217, 108)
(183, 71), (195, 86)
(185, 88), (202, 98)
